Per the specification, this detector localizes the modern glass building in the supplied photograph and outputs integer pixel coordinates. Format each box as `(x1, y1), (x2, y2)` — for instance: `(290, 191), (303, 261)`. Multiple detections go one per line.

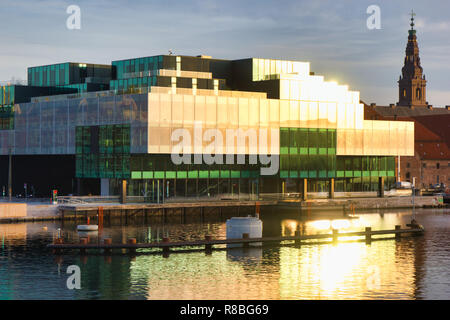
(0, 55), (414, 199)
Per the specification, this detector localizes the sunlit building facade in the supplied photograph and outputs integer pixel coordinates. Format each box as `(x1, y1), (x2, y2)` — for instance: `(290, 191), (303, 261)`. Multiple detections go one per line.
(0, 55), (414, 198)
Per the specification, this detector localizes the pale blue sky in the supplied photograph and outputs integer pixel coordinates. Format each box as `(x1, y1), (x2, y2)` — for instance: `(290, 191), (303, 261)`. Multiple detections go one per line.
(1, 0), (449, 106)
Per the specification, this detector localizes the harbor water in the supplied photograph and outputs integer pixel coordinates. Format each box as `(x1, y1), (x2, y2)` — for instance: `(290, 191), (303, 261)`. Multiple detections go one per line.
(0, 208), (449, 299)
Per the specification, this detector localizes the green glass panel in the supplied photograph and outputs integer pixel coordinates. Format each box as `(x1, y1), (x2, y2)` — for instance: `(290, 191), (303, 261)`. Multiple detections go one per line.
(166, 171), (176, 179)
(319, 148), (327, 155)
(379, 171), (386, 177)
(319, 170), (327, 178)
(176, 171), (187, 179)
(328, 171), (336, 178)
(300, 171), (308, 178)
(371, 171), (379, 177)
(250, 171), (259, 178)
(363, 171), (370, 177)
(337, 171), (345, 178)
(387, 170), (395, 177)
(299, 147), (308, 155)
(289, 171), (298, 178)
(309, 148), (317, 155)
(308, 171), (317, 178)
(231, 170), (240, 178)
(143, 171), (153, 179)
(188, 171), (198, 178)
(199, 170), (209, 178)
(345, 170), (353, 177)
(241, 170), (250, 178)
(210, 170), (219, 178)
(353, 171), (362, 177)
(289, 147), (298, 154)
(131, 171), (142, 179)
(327, 148), (336, 154)
(280, 171), (289, 178)
(220, 170), (230, 178)
(280, 147), (289, 154)
(154, 171), (165, 179)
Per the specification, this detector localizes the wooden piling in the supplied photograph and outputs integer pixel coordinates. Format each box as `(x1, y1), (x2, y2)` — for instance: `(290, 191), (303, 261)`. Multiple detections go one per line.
(332, 229), (338, 244)
(104, 238), (112, 254)
(395, 225), (401, 240)
(242, 233), (249, 248)
(162, 237), (170, 255)
(205, 235), (212, 253)
(128, 238), (137, 254)
(294, 230), (301, 245)
(365, 227), (372, 244)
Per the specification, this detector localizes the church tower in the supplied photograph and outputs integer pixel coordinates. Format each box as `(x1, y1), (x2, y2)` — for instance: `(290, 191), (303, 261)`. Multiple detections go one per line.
(398, 11), (427, 107)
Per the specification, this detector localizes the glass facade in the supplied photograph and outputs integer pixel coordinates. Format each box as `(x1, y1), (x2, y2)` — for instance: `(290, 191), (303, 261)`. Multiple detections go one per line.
(76, 124), (130, 179)
(280, 128), (336, 179)
(1, 54), (415, 197)
(0, 94), (147, 155)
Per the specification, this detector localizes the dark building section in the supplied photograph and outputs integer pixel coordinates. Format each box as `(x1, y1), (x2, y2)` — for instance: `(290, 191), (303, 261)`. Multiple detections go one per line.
(0, 85), (77, 105)
(0, 155), (76, 197)
(27, 62), (112, 93)
(110, 55), (230, 93)
(230, 59), (280, 98)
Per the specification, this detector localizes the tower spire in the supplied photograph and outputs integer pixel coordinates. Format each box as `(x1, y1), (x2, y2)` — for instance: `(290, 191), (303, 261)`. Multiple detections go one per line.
(397, 11), (427, 107)
(410, 9), (416, 30)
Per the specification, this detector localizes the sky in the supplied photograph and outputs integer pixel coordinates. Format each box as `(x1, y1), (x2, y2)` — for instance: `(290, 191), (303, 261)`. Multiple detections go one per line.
(0, 0), (449, 106)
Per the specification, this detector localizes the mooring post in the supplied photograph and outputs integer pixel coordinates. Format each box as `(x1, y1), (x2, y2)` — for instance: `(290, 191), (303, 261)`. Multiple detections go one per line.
(205, 235), (212, 253)
(303, 178), (308, 201)
(120, 179), (127, 204)
(329, 178), (335, 199)
(98, 207), (104, 232)
(162, 237), (170, 256)
(128, 238), (136, 255)
(365, 227), (372, 244)
(395, 225), (401, 240)
(242, 233), (249, 248)
(104, 238), (112, 254)
(378, 177), (384, 198)
(294, 230), (301, 246)
(80, 237), (88, 255)
(332, 229), (338, 244)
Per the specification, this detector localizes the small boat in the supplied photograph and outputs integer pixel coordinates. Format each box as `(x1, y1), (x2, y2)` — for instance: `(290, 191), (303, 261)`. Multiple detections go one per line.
(77, 225), (98, 231)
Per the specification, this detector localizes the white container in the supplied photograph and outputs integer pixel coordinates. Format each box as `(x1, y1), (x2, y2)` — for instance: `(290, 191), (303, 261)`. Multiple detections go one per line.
(77, 225), (98, 231)
(226, 216), (262, 247)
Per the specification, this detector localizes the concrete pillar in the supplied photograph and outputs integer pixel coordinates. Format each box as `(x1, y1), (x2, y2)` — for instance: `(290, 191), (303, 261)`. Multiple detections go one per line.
(120, 180), (127, 204)
(100, 178), (110, 196)
(378, 177), (384, 198)
(329, 178), (335, 199)
(302, 178), (308, 201)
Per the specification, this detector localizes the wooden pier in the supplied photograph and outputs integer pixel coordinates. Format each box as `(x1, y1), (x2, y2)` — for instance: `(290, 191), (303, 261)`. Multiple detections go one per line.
(48, 225), (425, 256)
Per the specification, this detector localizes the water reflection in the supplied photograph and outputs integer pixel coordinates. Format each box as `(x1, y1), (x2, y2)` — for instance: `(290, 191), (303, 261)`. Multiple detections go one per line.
(0, 208), (448, 299)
